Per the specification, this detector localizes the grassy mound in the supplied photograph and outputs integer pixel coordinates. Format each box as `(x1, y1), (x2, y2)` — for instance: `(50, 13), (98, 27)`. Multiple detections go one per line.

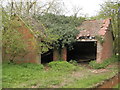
(48, 61), (77, 72)
(19, 63), (44, 70)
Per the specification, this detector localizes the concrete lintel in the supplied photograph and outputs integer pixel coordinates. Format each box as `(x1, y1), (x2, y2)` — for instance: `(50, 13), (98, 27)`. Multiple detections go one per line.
(77, 39), (97, 42)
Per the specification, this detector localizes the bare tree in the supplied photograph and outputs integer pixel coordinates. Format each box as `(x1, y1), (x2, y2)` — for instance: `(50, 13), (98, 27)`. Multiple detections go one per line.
(47, 0), (65, 15)
(72, 5), (82, 17)
(2, 0), (65, 16)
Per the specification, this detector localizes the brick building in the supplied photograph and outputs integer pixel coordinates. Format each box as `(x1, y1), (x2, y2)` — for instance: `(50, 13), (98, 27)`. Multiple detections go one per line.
(3, 17), (113, 64)
(53, 18), (113, 63)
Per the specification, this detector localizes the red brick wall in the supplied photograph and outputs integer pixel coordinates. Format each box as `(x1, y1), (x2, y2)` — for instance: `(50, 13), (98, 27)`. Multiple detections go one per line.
(61, 47), (67, 61)
(96, 41), (103, 63)
(16, 20), (40, 63)
(53, 48), (60, 61)
(101, 30), (113, 61)
(3, 17), (40, 63)
(53, 47), (67, 61)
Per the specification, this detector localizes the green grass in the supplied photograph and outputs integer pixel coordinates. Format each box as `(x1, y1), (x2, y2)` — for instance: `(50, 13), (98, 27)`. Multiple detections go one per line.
(2, 61), (118, 88)
(48, 61), (77, 71)
(0, 63), (2, 90)
(89, 55), (118, 69)
(113, 83), (120, 88)
(2, 61), (80, 88)
(62, 72), (117, 88)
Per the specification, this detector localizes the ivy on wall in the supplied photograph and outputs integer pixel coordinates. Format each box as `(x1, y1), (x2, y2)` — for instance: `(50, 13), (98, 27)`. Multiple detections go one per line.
(37, 13), (85, 49)
(2, 12), (28, 62)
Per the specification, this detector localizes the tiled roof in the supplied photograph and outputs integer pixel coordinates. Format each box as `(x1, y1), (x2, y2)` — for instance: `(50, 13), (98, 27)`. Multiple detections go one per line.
(76, 19), (111, 39)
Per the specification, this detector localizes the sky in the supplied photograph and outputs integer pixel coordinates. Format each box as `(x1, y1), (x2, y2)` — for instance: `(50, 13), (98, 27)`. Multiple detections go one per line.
(62, 0), (107, 17)
(2, 0), (119, 17)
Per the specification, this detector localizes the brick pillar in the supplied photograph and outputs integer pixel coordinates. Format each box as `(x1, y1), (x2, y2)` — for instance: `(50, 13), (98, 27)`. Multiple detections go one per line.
(61, 47), (67, 61)
(53, 47), (60, 61)
(96, 41), (103, 63)
(37, 53), (41, 64)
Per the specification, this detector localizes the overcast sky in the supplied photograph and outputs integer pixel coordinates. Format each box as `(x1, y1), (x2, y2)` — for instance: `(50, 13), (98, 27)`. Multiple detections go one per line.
(2, 0), (119, 17)
(62, 0), (107, 17)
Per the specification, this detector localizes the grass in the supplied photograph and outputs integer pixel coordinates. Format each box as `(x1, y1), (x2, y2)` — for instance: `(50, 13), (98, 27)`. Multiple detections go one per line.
(2, 61), (80, 88)
(2, 61), (119, 88)
(89, 55), (118, 69)
(62, 72), (117, 88)
(0, 63), (2, 90)
(113, 83), (120, 88)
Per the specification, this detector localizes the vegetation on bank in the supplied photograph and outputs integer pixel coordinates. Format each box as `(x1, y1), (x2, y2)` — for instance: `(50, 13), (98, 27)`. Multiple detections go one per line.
(89, 55), (119, 69)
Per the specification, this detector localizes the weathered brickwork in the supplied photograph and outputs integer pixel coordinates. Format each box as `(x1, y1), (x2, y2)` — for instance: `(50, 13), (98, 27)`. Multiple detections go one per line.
(16, 23), (39, 63)
(96, 41), (103, 63)
(101, 30), (113, 62)
(53, 47), (67, 61)
(3, 17), (40, 63)
(53, 19), (113, 63)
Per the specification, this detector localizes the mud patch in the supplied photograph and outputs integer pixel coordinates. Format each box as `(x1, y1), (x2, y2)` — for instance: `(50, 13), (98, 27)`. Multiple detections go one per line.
(90, 69), (109, 74)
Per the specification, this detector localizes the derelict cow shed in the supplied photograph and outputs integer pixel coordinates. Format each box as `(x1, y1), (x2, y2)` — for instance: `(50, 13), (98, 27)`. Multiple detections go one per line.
(66, 19), (113, 63)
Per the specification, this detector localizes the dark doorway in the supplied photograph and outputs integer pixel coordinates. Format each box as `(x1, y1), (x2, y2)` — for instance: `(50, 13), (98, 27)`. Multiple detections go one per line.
(67, 41), (97, 63)
(41, 49), (53, 64)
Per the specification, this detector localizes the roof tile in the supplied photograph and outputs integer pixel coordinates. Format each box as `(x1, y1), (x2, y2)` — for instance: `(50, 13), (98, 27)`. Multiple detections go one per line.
(76, 19), (111, 39)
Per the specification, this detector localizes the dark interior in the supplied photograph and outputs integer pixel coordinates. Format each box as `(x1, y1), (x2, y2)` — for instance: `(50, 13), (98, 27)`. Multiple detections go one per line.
(67, 41), (97, 63)
(41, 49), (53, 64)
